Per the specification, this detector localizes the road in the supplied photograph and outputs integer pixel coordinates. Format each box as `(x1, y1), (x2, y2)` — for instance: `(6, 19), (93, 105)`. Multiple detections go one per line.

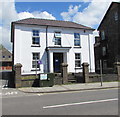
(2, 88), (118, 115)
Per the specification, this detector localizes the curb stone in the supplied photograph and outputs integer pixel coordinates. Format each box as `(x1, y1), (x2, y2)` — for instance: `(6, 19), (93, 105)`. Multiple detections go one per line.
(18, 86), (119, 94)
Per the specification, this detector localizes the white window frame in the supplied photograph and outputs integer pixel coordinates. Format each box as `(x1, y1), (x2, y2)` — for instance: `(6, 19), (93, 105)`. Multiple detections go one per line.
(32, 53), (40, 69)
(75, 53), (81, 68)
(74, 33), (81, 46)
(32, 30), (40, 46)
(54, 32), (61, 46)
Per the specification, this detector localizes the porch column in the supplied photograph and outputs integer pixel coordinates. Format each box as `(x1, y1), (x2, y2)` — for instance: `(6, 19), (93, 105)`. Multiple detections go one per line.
(49, 52), (53, 73)
(63, 52), (67, 63)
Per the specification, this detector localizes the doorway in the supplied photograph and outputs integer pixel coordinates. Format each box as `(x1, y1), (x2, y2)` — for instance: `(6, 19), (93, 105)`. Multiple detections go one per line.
(53, 53), (63, 73)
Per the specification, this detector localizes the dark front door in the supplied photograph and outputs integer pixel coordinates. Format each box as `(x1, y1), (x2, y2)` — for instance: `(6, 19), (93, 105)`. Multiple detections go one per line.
(53, 53), (63, 73)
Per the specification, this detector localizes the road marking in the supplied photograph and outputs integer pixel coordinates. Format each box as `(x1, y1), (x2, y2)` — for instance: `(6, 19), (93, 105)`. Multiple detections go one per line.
(42, 88), (118, 96)
(43, 98), (118, 109)
(0, 91), (18, 96)
(37, 93), (43, 96)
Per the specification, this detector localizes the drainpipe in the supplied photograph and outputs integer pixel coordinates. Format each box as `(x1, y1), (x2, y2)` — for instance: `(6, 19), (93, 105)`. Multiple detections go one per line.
(88, 34), (92, 72)
(46, 26), (49, 73)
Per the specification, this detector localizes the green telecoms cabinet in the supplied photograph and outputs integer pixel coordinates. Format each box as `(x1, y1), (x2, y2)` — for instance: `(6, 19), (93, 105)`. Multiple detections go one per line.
(39, 73), (54, 87)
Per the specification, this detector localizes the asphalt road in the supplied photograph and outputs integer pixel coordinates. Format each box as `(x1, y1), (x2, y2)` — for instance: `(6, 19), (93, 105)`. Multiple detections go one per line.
(2, 88), (119, 115)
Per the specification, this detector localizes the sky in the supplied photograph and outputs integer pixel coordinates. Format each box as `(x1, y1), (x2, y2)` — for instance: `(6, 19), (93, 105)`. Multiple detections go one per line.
(0, 0), (120, 51)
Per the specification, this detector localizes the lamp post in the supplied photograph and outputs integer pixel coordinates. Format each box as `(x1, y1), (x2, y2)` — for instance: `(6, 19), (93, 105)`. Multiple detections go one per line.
(100, 59), (103, 86)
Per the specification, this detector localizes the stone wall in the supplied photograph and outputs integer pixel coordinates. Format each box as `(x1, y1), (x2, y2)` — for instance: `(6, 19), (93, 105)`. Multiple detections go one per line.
(21, 74), (39, 87)
(89, 74), (118, 82)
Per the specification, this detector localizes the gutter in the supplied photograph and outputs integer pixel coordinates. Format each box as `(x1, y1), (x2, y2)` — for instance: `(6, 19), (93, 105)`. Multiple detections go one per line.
(11, 22), (15, 70)
(88, 34), (92, 72)
(46, 26), (49, 73)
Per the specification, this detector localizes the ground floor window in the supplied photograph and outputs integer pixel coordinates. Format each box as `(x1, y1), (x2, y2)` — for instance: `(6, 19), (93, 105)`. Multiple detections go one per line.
(32, 53), (40, 68)
(75, 53), (81, 68)
(103, 60), (107, 69)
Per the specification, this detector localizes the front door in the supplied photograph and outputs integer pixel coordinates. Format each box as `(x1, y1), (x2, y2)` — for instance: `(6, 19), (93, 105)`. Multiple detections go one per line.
(53, 53), (63, 73)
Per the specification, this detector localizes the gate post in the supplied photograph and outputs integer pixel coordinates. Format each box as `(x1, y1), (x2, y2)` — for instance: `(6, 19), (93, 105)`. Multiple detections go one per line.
(114, 62), (120, 81)
(61, 63), (68, 84)
(14, 63), (22, 88)
(82, 62), (89, 83)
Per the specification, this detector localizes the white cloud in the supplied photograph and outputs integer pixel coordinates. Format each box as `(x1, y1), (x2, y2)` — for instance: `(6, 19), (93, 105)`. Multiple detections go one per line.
(0, 26), (12, 51)
(1, 0), (56, 51)
(61, 5), (81, 21)
(18, 11), (56, 20)
(61, 0), (120, 29)
(32, 11), (56, 20)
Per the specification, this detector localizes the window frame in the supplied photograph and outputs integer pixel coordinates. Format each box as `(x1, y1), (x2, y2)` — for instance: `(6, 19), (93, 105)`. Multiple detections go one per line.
(75, 53), (81, 68)
(74, 33), (81, 47)
(32, 53), (40, 69)
(54, 32), (61, 46)
(101, 31), (105, 40)
(32, 30), (40, 46)
(102, 46), (106, 56)
(114, 11), (118, 21)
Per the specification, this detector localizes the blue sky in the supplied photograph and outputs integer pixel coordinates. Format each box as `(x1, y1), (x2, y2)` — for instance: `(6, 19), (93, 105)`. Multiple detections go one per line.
(1, 0), (119, 51)
(15, 2), (90, 21)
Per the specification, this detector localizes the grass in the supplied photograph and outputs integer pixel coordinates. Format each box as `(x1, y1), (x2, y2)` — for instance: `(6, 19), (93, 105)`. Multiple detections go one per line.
(21, 76), (38, 80)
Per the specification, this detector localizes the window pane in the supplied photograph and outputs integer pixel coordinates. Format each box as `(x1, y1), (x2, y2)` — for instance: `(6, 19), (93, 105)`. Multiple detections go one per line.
(74, 33), (80, 38)
(55, 32), (61, 37)
(75, 61), (81, 67)
(32, 37), (40, 45)
(33, 53), (39, 60)
(33, 30), (39, 36)
(55, 38), (61, 45)
(102, 47), (106, 56)
(75, 53), (81, 67)
(74, 40), (80, 46)
(75, 53), (80, 59)
(115, 12), (118, 21)
(101, 31), (105, 40)
(32, 61), (39, 68)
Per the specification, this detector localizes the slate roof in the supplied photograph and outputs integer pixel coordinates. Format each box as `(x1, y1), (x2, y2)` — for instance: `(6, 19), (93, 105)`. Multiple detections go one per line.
(0, 45), (12, 62)
(98, 2), (120, 30)
(12, 18), (94, 30)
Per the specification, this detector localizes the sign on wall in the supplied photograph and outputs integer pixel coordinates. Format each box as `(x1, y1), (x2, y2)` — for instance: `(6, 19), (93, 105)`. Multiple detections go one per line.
(40, 74), (47, 80)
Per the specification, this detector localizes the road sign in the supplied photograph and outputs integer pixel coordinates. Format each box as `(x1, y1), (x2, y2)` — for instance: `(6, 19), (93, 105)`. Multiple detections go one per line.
(38, 60), (42, 64)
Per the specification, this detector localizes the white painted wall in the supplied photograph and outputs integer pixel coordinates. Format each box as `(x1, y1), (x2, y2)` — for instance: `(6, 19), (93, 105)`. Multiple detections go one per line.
(13, 24), (95, 75)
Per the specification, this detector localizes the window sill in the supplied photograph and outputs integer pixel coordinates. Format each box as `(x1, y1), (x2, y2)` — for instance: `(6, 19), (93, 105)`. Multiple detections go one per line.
(75, 67), (82, 69)
(31, 69), (40, 71)
(74, 46), (81, 48)
(54, 45), (62, 47)
(31, 45), (41, 47)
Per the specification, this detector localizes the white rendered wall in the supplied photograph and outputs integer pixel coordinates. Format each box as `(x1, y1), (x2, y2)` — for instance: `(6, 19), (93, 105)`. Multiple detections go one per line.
(14, 24), (95, 74)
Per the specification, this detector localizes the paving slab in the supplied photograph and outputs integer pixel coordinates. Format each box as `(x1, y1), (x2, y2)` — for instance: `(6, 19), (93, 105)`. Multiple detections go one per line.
(18, 82), (119, 93)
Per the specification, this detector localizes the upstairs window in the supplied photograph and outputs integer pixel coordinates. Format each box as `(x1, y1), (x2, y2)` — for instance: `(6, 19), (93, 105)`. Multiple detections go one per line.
(32, 53), (40, 68)
(54, 32), (61, 45)
(101, 31), (105, 40)
(32, 30), (40, 45)
(75, 53), (81, 68)
(74, 33), (80, 46)
(114, 12), (118, 21)
(102, 46), (106, 56)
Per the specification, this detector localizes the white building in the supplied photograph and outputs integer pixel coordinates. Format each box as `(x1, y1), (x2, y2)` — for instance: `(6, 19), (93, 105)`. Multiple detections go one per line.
(11, 18), (95, 75)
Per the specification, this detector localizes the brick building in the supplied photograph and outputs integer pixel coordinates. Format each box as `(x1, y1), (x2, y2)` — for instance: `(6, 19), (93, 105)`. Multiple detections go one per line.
(94, 2), (120, 73)
(0, 45), (12, 71)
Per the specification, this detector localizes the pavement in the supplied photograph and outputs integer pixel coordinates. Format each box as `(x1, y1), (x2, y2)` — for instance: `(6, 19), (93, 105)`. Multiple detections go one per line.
(18, 82), (119, 93)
